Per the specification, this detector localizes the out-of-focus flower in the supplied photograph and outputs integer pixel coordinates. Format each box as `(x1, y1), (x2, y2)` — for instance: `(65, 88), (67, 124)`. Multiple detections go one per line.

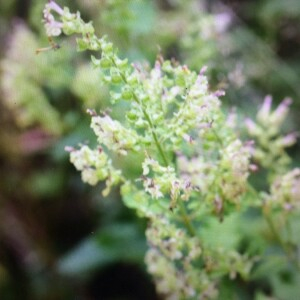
(214, 11), (232, 34)
(276, 132), (298, 148)
(257, 95), (272, 124)
(245, 118), (261, 136)
(90, 114), (141, 156)
(43, 1), (64, 36)
(264, 168), (300, 212)
(245, 96), (296, 176)
(270, 97), (292, 128)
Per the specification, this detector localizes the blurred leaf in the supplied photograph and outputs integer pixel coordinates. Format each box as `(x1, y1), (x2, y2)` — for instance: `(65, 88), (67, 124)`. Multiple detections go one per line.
(271, 266), (300, 299)
(57, 223), (146, 276)
(200, 213), (242, 250)
(127, 1), (156, 35)
(50, 115), (95, 161)
(259, 0), (300, 21)
(255, 291), (278, 300)
(27, 169), (65, 199)
(251, 255), (287, 280)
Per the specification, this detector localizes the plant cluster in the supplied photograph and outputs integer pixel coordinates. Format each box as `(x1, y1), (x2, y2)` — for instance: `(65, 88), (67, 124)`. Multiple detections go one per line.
(38, 1), (300, 299)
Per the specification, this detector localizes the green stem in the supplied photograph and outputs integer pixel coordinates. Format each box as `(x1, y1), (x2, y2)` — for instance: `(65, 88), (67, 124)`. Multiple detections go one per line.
(112, 58), (169, 166)
(264, 212), (300, 269)
(111, 59), (198, 238)
(206, 115), (298, 265)
(247, 183), (299, 269)
(211, 126), (224, 146)
(265, 214), (287, 251)
(178, 200), (196, 237)
(138, 101), (169, 166)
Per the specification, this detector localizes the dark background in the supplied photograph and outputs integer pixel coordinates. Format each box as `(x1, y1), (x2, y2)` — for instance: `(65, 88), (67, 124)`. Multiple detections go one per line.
(0, 0), (299, 299)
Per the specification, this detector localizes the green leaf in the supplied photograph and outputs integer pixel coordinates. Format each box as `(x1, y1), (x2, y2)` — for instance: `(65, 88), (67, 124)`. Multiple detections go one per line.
(57, 223), (146, 276)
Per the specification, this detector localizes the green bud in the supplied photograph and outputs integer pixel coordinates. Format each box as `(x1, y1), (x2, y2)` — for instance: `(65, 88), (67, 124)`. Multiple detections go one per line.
(82, 22), (94, 35)
(110, 91), (121, 103)
(100, 57), (112, 69)
(91, 55), (100, 67)
(126, 111), (137, 121)
(122, 87), (133, 100)
(162, 61), (172, 72)
(115, 57), (128, 69)
(143, 136), (152, 146)
(110, 68), (122, 84)
(203, 131), (216, 141)
(127, 74), (138, 85)
(76, 38), (88, 51)
(102, 42), (114, 54)
(103, 75), (112, 83)
(175, 73), (186, 87)
(111, 74), (122, 84)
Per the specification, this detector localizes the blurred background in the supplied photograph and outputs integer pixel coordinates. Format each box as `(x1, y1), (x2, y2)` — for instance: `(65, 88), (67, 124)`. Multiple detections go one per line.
(0, 0), (299, 299)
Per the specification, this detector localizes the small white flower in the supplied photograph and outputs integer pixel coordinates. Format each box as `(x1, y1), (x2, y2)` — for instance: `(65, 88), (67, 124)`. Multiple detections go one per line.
(257, 95), (272, 124)
(43, 1), (64, 36)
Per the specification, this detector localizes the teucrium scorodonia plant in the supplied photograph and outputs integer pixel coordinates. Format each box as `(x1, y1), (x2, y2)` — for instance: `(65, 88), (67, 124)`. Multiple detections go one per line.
(40, 2), (300, 299)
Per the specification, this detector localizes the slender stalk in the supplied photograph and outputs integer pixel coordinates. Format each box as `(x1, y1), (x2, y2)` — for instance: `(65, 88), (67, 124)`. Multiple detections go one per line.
(178, 200), (196, 237)
(264, 212), (300, 270)
(138, 100), (169, 166)
(246, 184), (299, 269)
(211, 126), (223, 146)
(109, 59), (202, 239)
(211, 119), (296, 265)
(111, 58), (169, 166)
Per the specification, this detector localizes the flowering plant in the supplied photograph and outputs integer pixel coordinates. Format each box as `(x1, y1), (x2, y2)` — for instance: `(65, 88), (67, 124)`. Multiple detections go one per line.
(39, 2), (300, 299)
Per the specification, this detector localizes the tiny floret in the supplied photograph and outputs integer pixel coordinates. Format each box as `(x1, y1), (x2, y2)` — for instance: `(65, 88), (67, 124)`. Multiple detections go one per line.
(43, 1), (64, 36)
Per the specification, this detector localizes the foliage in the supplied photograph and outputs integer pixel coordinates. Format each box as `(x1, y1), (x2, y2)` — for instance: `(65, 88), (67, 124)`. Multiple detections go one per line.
(0, 0), (300, 299)
(37, 1), (300, 299)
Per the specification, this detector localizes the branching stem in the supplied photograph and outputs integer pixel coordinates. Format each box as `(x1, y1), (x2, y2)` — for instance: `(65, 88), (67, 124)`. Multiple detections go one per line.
(111, 57), (169, 166)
